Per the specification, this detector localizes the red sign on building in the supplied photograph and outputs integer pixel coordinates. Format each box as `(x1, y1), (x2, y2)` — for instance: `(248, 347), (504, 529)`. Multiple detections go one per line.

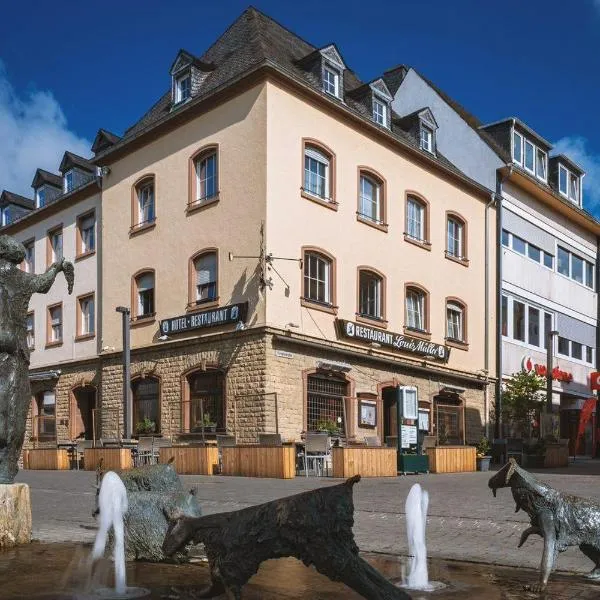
(590, 372), (600, 391)
(521, 356), (573, 383)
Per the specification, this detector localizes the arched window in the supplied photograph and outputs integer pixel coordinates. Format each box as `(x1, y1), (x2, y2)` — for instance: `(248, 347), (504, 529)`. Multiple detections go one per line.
(302, 249), (334, 308)
(358, 169), (386, 227)
(405, 285), (428, 332)
(132, 175), (155, 230)
(32, 391), (56, 441)
(133, 270), (155, 320)
(184, 370), (225, 433)
(446, 212), (468, 262)
(192, 148), (218, 204)
(303, 144), (332, 200)
(357, 268), (385, 322)
(405, 194), (429, 244)
(446, 298), (467, 343)
(132, 377), (160, 435)
(190, 251), (218, 306)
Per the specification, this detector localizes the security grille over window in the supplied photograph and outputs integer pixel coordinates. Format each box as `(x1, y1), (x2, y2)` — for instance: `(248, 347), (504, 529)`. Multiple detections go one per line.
(306, 374), (347, 434)
(133, 377), (160, 433)
(187, 371), (224, 433)
(434, 395), (463, 445)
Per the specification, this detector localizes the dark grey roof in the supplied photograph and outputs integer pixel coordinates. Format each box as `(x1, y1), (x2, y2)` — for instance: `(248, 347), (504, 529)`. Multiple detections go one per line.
(169, 49), (216, 74)
(59, 151), (95, 174)
(482, 117), (552, 151)
(91, 129), (122, 155)
(0, 191), (34, 210)
(549, 154), (585, 176)
(382, 65), (409, 96)
(31, 168), (62, 190)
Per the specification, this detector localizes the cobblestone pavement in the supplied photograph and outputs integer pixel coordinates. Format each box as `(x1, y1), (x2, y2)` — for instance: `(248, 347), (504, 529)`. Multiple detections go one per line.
(14, 460), (600, 579)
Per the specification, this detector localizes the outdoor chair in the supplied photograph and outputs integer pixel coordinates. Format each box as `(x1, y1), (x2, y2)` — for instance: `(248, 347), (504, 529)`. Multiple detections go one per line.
(364, 436), (381, 447)
(73, 439), (93, 470)
(134, 437), (154, 467)
(421, 435), (437, 454)
(151, 436), (172, 463)
(258, 433), (282, 446)
(301, 432), (331, 477)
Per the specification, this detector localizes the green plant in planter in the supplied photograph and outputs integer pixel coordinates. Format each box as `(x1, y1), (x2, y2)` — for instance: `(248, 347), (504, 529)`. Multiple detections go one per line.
(136, 417), (156, 435)
(316, 419), (340, 436)
(203, 413), (216, 428)
(476, 436), (491, 457)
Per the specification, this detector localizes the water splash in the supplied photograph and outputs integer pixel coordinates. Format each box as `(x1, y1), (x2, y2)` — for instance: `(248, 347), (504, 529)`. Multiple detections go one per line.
(405, 483), (429, 589)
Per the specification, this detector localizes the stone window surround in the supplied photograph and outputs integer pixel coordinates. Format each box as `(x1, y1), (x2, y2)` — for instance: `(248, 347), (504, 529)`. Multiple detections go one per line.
(445, 210), (469, 266)
(356, 166), (388, 232)
(301, 138), (338, 210)
(445, 296), (468, 350)
(404, 191), (431, 250)
(46, 223), (63, 268)
(188, 248), (219, 312)
(300, 246), (338, 315)
(130, 174), (156, 236)
(356, 266), (388, 328)
(188, 143), (220, 214)
(404, 282), (431, 340)
(131, 375), (162, 435)
(180, 365), (226, 433)
(131, 268), (156, 326)
(75, 208), (96, 261)
(75, 292), (95, 342)
(46, 301), (63, 348)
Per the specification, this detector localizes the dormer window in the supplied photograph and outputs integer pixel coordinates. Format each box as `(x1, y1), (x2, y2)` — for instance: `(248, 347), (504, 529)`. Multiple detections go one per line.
(514, 130), (547, 181)
(63, 170), (73, 193)
(420, 124), (433, 153)
(36, 188), (46, 209)
(175, 73), (191, 103)
(536, 148), (547, 181)
(513, 131), (523, 164)
(558, 164), (581, 204)
(323, 66), (340, 97)
(373, 97), (387, 127)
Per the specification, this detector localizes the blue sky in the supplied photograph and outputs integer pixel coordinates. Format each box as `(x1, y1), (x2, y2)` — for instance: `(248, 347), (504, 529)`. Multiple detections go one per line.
(1, 0), (599, 212)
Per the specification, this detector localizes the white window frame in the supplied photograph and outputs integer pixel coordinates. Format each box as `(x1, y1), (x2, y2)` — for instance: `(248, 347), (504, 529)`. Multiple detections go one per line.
(175, 72), (191, 103)
(24, 241), (35, 273)
(80, 214), (95, 254)
(50, 230), (62, 263)
(358, 271), (382, 319)
(535, 148), (547, 181)
(556, 245), (595, 289)
(137, 182), (155, 225)
(557, 336), (595, 366)
(304, 252), (332, 305)
(420, 124), (433, 153)
(502, 294), (554, 352)
(195, 152), (218, 201)
(524, 139), (535, 174)
(26, 313), (34, 349)
(569, 172), (580, 204)
(49, 305), (62, 343)
(304, 147), (330, 199)
(512, 130), (523, 165)
(501, 229), (554, 270)
(359, 175), (381, 223)
(406, 288), (425, 331)
(36, 187), (46, 209)
(63, 170), (73, 193)
(447, 217), (464, 258)
(558, 164), (569, 197)
(372, 97), (387, 127)
(446, 302), (464, 341)
(406, 197), (424, 241)
(194, 253), (218, 303)
(322, 66), (340, 98)
(80, 296), (95, 336)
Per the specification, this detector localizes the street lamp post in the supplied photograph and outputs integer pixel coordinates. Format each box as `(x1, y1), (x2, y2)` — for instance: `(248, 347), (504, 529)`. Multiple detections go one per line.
(546, 330), (559, 414)
(116, 306), (132, 440)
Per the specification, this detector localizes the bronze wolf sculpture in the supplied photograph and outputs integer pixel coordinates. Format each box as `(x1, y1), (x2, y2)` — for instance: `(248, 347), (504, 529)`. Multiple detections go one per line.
(163, 475), (411, 600)
(489, 458), (600, 592)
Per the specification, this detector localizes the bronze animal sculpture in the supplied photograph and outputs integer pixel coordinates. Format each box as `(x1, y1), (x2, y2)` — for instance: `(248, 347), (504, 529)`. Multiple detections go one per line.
(489, 458), (600, 592)
(0, 234), (73, 483)
(163, 475), (411, 600)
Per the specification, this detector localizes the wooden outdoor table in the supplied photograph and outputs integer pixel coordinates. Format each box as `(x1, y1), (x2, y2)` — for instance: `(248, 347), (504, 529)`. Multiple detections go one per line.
(25, 448), (70, 470)
(221, 445), (296, 479)
(84, 447), (133, 471)
(159, 445), (219, 475)
(425, 445), (476, 473)
(331, 446), (397, 478)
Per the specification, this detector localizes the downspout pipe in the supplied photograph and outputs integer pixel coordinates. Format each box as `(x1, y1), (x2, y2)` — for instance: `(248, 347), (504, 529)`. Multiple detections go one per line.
(484, 192), (497, 438)
(495, 165), (513, 440)
(595, 235), (600, 457)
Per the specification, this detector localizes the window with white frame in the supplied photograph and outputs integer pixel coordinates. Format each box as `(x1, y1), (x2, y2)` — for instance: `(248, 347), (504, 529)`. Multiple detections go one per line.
(195, 151), (218, 201)
(23, 240), (34, 273)
(194, 252), (217, 303)
(175, 73), (191, 103)
(36, 187), (46, 208)
(49, 229), (62, 263)
(502, 229), (553, 269)
(557, 246), (594, 289)
(304, 146), (330, 199)
(26, 313), (34, 349)
(48, 305), (62, 343)
(446, 302), (464, 342)
(406, 287), (426, 331)
(502, 294), (553, 350)
(79, 295), (95, 336)
(137, 180), (155, 225)
(63, 171), (73, 193)
(303, 252), (332, 305)
(447, 216), (465, 259)
(559, 164), (580, 204)
(372, 97), (387, 126)
(406, 196), (425, 241)
(322, 66), (339, 97)
(569, 172), (580, 203)
(135, 272), (155, 318)
(358, 270), (383, 320)
(557, 336), (595, 365)
(358, 174), (381, 223)
(78, 213), (95, 254)
(536, 148), (547, 181)
(420, 124), (433, 153)
(513, 131), (523, 165)
(524, 139), (535, 173)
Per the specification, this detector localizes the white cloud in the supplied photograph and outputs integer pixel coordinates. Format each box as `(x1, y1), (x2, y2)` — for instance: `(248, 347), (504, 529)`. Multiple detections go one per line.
(552, 136), (600, 215)
(0, 60), (91, 198)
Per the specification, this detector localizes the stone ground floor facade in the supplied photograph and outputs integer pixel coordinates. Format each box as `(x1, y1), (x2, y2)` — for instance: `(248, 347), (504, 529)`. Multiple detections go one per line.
(24, 327), (493, 450)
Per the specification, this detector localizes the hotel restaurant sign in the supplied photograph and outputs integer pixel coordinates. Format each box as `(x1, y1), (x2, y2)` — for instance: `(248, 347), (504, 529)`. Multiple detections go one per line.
(336, 319), (450, 363)
(160, 302), (248, 335)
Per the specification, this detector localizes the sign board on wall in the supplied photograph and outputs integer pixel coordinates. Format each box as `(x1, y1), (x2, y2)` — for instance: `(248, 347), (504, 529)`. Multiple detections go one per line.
(159, 302), (248, 335)
(401, 425), (418, 448)
(336, 320), (450, 362)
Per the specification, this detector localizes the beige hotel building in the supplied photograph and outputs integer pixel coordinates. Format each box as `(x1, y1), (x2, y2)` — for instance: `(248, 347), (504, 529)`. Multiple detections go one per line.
(3, 8), (497, 450)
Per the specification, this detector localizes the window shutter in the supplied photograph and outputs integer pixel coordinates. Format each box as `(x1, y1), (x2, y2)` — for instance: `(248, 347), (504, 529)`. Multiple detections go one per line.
(196, 254), (216, 285)
(137, 273), (154, 291)
(305, 147), (329, 164)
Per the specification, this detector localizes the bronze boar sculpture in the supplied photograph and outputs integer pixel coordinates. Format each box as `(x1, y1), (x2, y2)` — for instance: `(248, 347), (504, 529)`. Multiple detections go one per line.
(162, 475), (412, 600)
(489, 458), (600, 592)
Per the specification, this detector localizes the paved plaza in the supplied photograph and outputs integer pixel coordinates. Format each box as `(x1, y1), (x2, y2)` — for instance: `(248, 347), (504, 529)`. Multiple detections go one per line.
(14, 459), (600, 577)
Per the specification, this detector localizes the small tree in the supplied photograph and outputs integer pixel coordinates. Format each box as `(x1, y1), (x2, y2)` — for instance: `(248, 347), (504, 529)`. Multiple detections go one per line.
(502, 370), (546, 438)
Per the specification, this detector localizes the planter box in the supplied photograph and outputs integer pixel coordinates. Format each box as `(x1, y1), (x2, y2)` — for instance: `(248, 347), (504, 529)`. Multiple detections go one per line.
(159, 446), (218, 475)
(476, 456), (491, 472)
(545, 444), (568, 468)
(222, 445), (296, 479)
(83, 448), (133, 471)
(522, 454), (545, 469)
(399, 454), (429, 474)
(331, 447), (397, 478)
(25, 449), (70, 470)
(425, 446), (476, 473)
